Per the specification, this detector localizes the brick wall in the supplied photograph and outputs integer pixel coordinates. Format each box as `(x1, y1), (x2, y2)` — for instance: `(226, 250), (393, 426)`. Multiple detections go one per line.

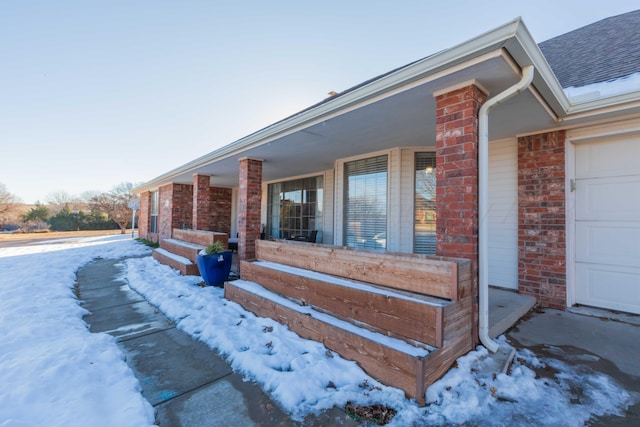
(159, 183), (193, 240)
(210, 186), (232, 235)
(138, 191), (150, 241)
(435, 85), (486, 267)
(435, 84), (486, 346)
(518, 131), (566, 309)
(238, 158), (262, 262)
(193, 174), (212, 231)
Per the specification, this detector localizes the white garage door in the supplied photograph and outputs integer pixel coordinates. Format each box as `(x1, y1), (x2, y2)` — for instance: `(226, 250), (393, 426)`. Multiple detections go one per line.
(575, 133), (640, 314)
(488, 138), (518, 290)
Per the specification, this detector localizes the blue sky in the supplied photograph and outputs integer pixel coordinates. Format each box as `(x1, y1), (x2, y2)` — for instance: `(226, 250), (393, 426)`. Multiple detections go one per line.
(1, 1), (636, 204)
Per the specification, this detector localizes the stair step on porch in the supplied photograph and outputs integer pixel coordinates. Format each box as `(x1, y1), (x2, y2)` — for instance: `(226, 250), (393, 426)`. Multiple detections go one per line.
(160, 238), (205, 264)
(240, 260), (451, 348)
(225, 279), (438, 404)
(152, 248), (200, 276)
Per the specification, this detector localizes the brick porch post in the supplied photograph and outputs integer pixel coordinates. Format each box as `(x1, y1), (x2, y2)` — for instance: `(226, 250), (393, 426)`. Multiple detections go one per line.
(210, 186), (232, 236)
(138, 191), (150, 241)
(435, 83), (487, 345)
(238, 158), (262, 267)
(193, 174), (212, 231)
(518, 131), (567, 309)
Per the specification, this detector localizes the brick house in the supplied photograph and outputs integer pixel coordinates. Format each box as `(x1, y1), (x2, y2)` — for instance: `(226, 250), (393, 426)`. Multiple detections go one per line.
(133, 11), (640, 400)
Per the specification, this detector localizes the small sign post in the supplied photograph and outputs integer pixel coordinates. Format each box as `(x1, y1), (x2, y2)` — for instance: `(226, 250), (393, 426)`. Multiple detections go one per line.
(128, 199), (140, 239)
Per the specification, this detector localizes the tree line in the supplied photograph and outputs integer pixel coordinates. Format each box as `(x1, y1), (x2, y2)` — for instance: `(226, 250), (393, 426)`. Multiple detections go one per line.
(0, 182), (138, 234)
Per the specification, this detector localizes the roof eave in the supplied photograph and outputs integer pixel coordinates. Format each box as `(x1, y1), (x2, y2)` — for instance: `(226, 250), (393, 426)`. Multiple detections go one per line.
(134, 17), (570, 194)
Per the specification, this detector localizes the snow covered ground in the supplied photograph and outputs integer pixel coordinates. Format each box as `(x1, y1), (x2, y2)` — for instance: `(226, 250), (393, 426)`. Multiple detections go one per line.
(0, 235), (636, 426)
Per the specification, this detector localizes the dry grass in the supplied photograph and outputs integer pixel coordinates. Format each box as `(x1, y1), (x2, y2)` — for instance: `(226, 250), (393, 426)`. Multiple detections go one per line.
(0, 229), (131, 248)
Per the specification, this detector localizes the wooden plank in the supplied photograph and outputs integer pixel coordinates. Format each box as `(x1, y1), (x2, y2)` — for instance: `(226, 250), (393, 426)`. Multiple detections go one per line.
(172, 228), (228, 247)
(241, 261), (444, 347)
(255, 240), (463, 300)
(224, 282), (426, 402)
(160, 239), (203, 263)
(442, 295), (473, 343)
(420, 333), (473, 399)
(152, 249), (199, 276)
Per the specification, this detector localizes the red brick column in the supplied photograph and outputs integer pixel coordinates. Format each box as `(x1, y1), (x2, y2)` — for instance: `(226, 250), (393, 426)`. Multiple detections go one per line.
(518, 131), (566, 309)
(210, 187), (232, 235)
(193, 174), (212, 231)
(435, 84), (486, 345)
(159, 183), (193, 240)
(138, 191), (150, 240)
(238, 158), (262, 265)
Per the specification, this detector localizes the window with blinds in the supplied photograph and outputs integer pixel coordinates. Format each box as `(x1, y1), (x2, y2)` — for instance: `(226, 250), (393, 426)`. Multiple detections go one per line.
(150, 191), (159, 233)
(415, 152), (436, 254)
(344, 155), (387, 249)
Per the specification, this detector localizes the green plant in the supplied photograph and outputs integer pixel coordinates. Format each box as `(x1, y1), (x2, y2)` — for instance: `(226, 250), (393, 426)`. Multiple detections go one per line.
(204, 240), (226, 255)
(136, 238), (159, 248)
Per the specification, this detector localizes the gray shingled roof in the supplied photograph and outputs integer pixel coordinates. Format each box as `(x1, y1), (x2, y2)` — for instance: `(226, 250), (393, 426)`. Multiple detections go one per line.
(539, 9), (640, 88)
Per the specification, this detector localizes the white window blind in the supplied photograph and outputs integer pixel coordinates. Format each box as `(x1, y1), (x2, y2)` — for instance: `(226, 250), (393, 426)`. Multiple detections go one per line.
(415, 152), (436, 254)
(344, 155), (387, 249)
(150, 191), (159, 233)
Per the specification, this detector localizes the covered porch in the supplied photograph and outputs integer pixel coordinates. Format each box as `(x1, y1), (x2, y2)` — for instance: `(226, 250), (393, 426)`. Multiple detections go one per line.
(133, 19), (563, 401)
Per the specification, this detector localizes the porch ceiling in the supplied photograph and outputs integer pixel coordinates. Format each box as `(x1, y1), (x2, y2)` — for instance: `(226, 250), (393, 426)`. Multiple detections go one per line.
(146, 52), (557, 190)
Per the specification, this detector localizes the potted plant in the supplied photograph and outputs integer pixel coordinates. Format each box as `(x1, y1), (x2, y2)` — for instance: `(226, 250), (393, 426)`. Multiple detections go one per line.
(196, 240), (232, 287)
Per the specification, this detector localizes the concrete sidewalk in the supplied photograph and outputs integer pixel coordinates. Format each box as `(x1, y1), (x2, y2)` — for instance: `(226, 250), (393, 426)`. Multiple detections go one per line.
(507, 308), (640, 426)
(75, 258), (356, 427)
(75, 257), (640, 426)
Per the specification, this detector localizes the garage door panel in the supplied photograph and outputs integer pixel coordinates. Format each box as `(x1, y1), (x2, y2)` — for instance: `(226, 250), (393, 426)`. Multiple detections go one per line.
(576, 176), (640, 220)
(576, 222), (640, 266)
(576, 264), (640, 314)
(574, 133), (640, 314)
(576, 135), (640, 179)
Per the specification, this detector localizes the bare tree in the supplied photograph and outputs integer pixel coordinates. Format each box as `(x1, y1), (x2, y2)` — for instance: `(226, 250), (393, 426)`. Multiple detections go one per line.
(0, 183), (19, 228)
(45, 190), (87, 214)
(90, 182), (135, 234)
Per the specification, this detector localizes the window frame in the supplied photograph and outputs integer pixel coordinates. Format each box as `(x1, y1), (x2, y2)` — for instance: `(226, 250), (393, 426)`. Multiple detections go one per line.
(150, 190), (159, 234)
(342, 154), (388, 250)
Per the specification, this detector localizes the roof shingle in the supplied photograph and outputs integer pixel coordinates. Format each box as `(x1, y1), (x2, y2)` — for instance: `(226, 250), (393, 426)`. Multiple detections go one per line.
(539, 9), (640, 88)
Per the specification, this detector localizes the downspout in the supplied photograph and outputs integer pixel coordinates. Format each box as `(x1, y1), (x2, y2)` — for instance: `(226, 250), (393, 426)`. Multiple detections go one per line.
(478, 65), (535, 353)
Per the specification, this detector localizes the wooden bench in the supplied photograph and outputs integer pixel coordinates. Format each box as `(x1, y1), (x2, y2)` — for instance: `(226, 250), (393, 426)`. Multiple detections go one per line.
(224, 240), (474, 405)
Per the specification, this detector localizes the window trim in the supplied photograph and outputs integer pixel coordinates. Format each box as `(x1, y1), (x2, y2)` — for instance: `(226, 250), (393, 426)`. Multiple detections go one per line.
(336, 150), (391, 249)
(150, 190), (159, 234)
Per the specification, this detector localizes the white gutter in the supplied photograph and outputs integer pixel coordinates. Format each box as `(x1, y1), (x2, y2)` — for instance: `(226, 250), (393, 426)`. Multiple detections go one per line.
(478, 65), (535, 353)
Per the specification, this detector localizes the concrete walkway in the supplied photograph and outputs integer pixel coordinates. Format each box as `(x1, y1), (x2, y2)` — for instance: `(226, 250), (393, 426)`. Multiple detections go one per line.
(75, 258), (356, 427)
(75, 257), (640, 426)
(507, 308), (640, 426)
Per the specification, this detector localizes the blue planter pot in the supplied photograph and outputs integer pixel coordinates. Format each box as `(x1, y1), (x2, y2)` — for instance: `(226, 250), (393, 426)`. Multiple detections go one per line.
(196, 250), (232, 287)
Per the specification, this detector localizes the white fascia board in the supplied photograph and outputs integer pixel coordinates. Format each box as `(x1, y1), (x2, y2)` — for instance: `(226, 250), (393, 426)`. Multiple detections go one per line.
(502, 21), (570, 117)
(135, 18), (567, 193)
(562, 91), (640, 120)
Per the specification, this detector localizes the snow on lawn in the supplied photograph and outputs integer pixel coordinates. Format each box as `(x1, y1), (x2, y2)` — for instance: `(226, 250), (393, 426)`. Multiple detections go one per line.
(0, 235), (155, 427)
(0, 235), (636, 427)
(125, 256), (638, 426)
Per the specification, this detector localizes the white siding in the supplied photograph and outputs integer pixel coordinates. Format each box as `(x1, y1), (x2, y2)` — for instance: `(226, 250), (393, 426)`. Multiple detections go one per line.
(398, 149), (417, 253)
(322, 169), (334, 244)
(488, 138), (519, 290)
(387, 148), (402, 252)
(333, 159), (345, 245)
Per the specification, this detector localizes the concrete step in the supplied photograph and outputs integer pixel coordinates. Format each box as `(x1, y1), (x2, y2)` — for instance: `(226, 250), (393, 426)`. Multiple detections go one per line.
(489, 288), (537, 338)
